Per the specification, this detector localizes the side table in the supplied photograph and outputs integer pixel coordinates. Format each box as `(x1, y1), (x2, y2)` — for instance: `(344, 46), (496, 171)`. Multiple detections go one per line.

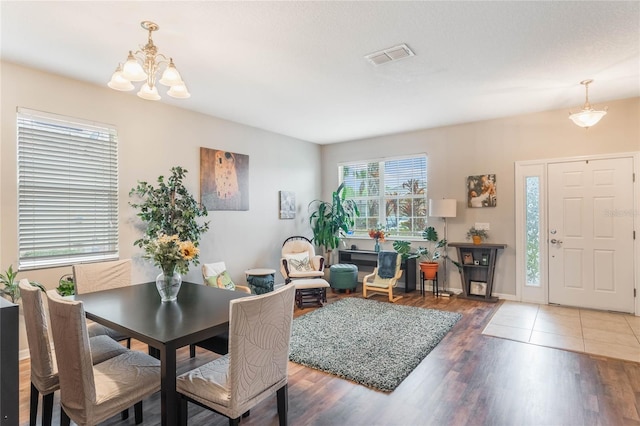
(245, 268), (276, 294)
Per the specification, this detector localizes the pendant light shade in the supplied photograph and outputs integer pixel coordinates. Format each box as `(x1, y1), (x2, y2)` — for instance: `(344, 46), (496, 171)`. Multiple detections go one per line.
(569, 79), (607, 128)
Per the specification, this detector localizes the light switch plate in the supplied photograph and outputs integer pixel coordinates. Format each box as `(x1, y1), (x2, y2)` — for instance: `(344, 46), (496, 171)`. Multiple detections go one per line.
(475, 222), (490, 230)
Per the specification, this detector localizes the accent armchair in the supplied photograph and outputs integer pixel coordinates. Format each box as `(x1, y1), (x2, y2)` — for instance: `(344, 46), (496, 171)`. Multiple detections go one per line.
(190, 261), (251, 358)
(362, 251), (404, 303)
(280, 236), (324, 284)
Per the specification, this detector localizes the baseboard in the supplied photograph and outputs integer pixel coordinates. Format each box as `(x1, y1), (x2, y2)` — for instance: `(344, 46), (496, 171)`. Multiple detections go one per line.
(19, 348), (30, 361)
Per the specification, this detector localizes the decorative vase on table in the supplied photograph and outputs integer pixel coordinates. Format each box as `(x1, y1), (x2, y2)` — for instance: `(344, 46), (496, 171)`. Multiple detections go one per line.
(374, 239), (381, 253)
(156, 264), (182, 302)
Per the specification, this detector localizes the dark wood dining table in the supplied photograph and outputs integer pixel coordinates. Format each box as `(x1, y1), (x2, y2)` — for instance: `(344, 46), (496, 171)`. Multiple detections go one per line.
(72, 281), (248, 426)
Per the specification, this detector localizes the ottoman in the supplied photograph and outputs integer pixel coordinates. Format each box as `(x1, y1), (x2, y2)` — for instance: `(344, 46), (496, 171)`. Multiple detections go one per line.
(329, 264), (358, 293)
(292, 278), (330, 309)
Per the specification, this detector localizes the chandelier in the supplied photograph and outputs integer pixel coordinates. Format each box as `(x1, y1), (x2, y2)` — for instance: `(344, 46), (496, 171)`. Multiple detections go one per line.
(108, 21), (190, 100)
(568, 79), (607, 128)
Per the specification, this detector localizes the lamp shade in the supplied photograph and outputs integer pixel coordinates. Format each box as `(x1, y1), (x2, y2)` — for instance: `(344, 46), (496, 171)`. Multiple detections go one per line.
(429, 199), (457, 218)
(569, 109), (607, 128)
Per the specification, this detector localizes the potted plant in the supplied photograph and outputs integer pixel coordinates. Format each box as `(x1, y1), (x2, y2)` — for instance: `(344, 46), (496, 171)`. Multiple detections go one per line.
(0, 264), (45, 302)
(308, 183), (359, 262)
(466, 226), (489, 245)
(57, 274), (75, 296)
(129, 166), (210, 273)
(416, 226), (446, 279)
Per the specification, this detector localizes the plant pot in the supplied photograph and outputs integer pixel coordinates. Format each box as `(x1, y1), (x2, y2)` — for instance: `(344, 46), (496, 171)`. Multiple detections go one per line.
(419, 262), (439, 280)
(472, 236), (482, 245)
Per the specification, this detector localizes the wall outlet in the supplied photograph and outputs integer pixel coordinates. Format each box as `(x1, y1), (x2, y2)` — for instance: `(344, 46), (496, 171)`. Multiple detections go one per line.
(475, 222), (490, 230)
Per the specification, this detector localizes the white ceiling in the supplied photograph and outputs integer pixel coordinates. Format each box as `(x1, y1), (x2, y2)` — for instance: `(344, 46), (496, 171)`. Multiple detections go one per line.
(1, 1), (639, 144)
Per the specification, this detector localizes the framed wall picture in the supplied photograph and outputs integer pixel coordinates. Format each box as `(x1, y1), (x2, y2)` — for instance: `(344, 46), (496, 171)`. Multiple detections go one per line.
(462, 252), (474, 265)
(200, 148), (250, 211)
(470, 281), (487, 296)
(279, 191), (295, 219)
(467, 174), (497, 208)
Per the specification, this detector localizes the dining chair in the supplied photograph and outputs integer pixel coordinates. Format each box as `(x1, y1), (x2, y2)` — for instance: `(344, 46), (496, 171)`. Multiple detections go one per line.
(46, 291), (161, 426)
(177, 284), (296, 426)
(72, 259), (132, 347)
(362, 251), (404, 302)
(190, 261), (250, 358)
(19, 280), (129, 426)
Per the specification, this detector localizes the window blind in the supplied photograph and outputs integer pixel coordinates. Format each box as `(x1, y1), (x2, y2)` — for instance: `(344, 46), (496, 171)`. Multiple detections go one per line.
(339, 154), (427, 237)
(17, 108), (119, 269)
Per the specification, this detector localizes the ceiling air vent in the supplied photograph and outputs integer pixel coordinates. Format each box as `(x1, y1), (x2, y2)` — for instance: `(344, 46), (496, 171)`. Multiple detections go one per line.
(365, 44), (415, 66)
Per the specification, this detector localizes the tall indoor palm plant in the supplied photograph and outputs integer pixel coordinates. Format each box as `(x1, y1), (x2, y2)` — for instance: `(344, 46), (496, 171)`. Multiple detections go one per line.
(308, 183), (359, 257)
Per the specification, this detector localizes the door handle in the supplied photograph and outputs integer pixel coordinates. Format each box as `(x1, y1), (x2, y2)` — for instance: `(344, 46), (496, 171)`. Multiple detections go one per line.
(550, 239), (563, 244)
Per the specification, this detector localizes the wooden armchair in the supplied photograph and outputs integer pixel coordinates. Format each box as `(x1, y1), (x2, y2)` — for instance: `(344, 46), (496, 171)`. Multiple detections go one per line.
(362, 251), (403, 303)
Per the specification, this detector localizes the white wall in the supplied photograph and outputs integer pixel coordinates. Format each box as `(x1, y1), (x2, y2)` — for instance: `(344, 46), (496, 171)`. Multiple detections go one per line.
(322, 97), (640, 297)
(1, 61), (321, 291)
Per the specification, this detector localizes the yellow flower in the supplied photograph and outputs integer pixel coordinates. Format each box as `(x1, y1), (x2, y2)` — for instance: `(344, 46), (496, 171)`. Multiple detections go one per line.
(179, 240), (199, 260)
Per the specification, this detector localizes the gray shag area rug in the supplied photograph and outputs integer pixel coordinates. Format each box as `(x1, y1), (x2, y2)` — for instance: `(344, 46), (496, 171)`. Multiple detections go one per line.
(289, 297), (462, 392)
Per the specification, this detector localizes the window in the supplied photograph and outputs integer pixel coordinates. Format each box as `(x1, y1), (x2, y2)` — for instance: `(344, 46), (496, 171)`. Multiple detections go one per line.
(339, 155), (427, 238)
(17, 108), (119, 269)
(525, 176), (541, 286)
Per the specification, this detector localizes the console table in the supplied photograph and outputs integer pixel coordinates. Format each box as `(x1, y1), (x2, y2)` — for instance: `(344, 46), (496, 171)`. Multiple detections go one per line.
(0, 298), (18, 426)
(338, 249), (416, 292)
(449, 242), (506, 302)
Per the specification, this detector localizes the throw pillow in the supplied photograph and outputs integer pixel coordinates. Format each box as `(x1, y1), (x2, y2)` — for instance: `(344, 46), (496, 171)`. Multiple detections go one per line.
(205, 270), (236, 291)
(285, 252), (313, 272)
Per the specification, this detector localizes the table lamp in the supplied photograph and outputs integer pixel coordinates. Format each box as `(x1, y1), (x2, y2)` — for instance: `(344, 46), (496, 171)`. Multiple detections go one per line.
(428, 198), (457, 296)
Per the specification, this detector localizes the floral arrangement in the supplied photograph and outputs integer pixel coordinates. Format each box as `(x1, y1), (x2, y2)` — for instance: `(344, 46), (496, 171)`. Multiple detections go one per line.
(142, 233), (199, 275)
(368, 224), (386, 242)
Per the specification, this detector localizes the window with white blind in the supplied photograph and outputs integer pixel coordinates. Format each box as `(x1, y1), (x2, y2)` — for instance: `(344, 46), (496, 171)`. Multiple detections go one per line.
(339, 154), (428, 238)
(17, 108), (119, 269)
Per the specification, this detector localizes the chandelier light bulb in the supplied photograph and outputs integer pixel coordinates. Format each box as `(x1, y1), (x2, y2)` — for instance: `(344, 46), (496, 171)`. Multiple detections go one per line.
(167, 84), (191, 99)
(137, 83), (161, 101)
(569, 79), (607, 128)
(121, 51), (147, 82)
(107, 65), (135, 91)
(109, 22), (191, 100)
(160, 59), (184, 86)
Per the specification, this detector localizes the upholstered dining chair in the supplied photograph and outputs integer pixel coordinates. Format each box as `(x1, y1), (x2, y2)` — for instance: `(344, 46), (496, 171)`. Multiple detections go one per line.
(280, 236), (325, 284)
(177, 284), (296, 426)
(362, 251), (404, 303)
(72, 259), (132, 347)
(46, 291), (161, 426)
(19, 280), (129, 426)
(189, 261), (252, 359)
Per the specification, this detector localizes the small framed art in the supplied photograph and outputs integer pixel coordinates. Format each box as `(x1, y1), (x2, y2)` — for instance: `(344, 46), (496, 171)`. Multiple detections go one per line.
(462, 252), (474, 265)
(470, 281), (487, 296)
(279, 191), (295, 219)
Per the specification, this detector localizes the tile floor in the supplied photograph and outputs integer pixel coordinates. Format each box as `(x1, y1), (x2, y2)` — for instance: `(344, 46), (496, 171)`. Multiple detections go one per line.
(482, 301), (640, 362)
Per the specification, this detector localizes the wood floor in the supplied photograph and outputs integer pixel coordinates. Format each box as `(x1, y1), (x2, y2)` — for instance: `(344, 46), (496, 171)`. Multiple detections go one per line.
(18, 288), (640, 425)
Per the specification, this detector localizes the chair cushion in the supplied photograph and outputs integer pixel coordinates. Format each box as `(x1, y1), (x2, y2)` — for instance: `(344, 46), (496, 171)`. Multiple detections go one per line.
(285, 252), (313, 272)
(370, 275), (393, 288)
(288, 270), (324, 279)
(177, 355), (231, 407)
(205, 271), (236, 291)
(292, 278), (330, 289)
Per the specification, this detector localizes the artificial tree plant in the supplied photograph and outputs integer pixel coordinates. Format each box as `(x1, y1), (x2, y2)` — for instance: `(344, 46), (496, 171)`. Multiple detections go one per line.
(308, 183), (359, 260)
(129, 166), (210, 273)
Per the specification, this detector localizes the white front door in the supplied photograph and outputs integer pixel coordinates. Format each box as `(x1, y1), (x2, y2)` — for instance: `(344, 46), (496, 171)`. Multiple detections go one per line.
(548, 158), (635, 313)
